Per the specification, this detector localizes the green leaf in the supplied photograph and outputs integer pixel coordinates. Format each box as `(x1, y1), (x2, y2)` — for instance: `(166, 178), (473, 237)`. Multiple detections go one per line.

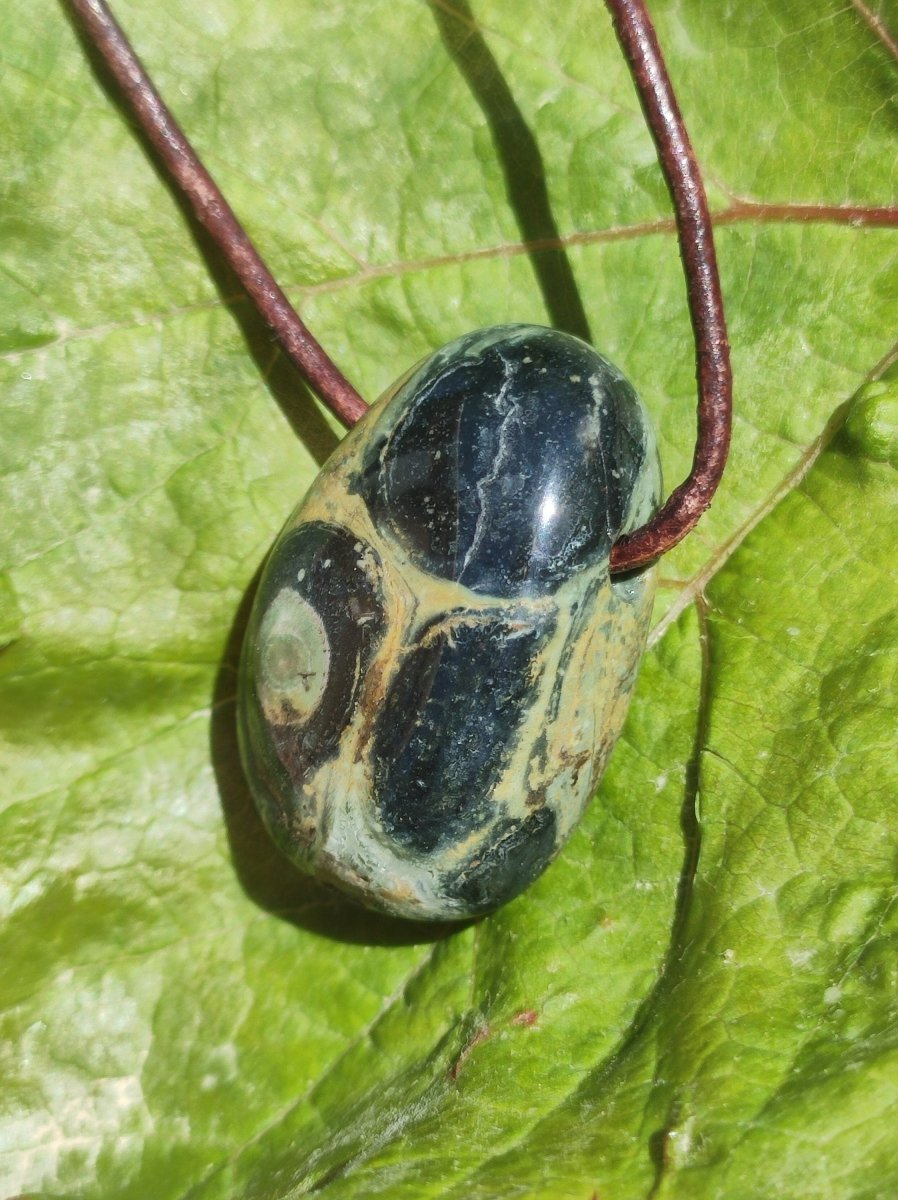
(2, 0), (896, 1196)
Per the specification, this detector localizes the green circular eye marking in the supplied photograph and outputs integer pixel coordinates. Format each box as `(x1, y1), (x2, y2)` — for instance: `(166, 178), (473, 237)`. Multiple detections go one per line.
(257, 588), (330, 722)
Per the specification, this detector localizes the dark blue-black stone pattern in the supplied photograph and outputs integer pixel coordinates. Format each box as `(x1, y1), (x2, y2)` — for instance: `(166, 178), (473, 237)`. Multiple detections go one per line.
(443, 806), (558, 913)
(355, 325), (651, 598)
(372, 613), (555, 858)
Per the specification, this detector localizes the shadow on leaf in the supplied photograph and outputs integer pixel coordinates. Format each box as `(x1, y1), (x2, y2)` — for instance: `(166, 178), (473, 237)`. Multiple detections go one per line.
(433, 0), (592, 344)
(61, 0), (341, 469)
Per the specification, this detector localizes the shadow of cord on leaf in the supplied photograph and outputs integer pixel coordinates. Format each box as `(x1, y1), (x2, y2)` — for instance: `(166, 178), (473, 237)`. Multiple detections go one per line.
(59, 0), (341, 469)
(432, 0), (594, 344)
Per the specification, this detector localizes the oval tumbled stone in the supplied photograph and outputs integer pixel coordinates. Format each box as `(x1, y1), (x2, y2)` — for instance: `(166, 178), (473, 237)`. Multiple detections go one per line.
(238, 324), (661, 921)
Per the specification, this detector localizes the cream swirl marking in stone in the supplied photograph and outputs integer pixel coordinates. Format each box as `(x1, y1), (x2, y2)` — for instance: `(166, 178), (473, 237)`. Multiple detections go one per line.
(256, 588), (330, 723)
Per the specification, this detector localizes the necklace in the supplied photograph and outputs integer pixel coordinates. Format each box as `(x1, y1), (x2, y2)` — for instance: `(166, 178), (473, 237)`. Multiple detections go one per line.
(70, 0), (732, 921)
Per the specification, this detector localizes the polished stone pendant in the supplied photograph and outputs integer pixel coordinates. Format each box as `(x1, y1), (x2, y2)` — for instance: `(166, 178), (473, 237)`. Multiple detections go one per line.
(238, 324), (661, 921)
